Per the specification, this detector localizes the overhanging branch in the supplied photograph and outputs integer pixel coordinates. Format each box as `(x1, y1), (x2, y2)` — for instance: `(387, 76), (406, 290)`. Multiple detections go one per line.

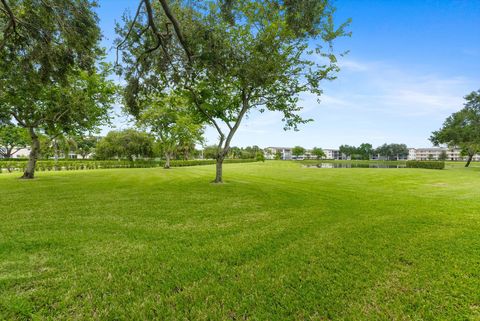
(157, 0), (193, 63)
(0, 0), (18, 48)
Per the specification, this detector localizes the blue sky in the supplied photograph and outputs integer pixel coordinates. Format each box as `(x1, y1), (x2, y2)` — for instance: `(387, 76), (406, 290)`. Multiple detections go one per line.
(96, 0), (480, 149)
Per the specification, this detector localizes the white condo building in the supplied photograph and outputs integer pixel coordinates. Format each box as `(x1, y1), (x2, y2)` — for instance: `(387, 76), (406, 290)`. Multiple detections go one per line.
(264, 147), (341, 160)
(264, 147), (293, 160)
(409, 147), (480, 161)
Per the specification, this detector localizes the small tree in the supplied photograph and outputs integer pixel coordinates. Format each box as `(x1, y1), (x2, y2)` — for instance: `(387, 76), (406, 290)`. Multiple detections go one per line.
(0, 125), (28, 158)
(339, 145), (356, 160)
(274, 151), (282, 160)
(292, 146), (306, 158)
(137, 94), (204, 169)
(256, 151), (265, 162)
(311, 147), (326, 160)
(74, 136), (99, 159)
(358, 143), (373, 160)
(95, 130), (154, 161)
(430, 90), (480, 167)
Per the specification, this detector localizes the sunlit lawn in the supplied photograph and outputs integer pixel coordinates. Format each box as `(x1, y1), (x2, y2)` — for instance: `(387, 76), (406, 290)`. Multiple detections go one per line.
(1, 161), (479, 320)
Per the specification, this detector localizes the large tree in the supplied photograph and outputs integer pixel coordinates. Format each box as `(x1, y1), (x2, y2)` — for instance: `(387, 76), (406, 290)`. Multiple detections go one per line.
(137, 94), (204, 168)
(431, 90), (480, 167)
(116, 0), (350, 182)
(0, 0), (116, 179)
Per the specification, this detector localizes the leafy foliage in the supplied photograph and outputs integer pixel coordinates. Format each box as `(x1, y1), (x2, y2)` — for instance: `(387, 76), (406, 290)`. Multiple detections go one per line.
(0, 0), (116, 178)
(116, 0), (350, 182)
(406, 161), (445, 170)
(0, 124), (28, 158)
(0, 158), (258, 173)
(74, 136), (100, 159)
(95, 129), (154, 161)
(292, 146), (306, 157)
(311, 147), (326, 160)
(137, 93), (204, 168)
(430, 90), (480, 167)
(374, 143), (409, 160)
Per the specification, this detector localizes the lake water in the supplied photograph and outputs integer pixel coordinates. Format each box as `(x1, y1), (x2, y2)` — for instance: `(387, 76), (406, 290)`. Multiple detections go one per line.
(304, 163), (406, 169)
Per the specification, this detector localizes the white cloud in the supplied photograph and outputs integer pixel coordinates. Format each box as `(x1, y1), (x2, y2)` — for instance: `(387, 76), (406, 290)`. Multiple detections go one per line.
(338, 59), (370, 72)
(326, 58), (474, 117)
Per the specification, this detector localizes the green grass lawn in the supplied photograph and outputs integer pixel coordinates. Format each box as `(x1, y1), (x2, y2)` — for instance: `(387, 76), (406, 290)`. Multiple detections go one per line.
(1, 161), (480, 320)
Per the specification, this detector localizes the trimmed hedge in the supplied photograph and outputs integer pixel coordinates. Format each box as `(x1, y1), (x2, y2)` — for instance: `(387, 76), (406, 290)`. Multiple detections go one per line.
(406, 161), (445, 170)
(0, 158), (258, 173)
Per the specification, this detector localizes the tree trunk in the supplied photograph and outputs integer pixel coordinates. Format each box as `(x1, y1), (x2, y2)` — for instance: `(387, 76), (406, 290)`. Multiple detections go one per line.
(21, 127), (40, 179)
(213, 156), (224, 183)
(5, 148), (13, 172)
(465, 154), (473, 167)
(164, 153), (171, 169)
(54, 140), (59, 170)
(5, 148), (12, 159)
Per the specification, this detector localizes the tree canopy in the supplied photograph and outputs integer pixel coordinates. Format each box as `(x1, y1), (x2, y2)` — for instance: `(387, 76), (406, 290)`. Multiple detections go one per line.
(431, 90), (480, 167)
(292, 146), (306, 157)
(116, 0), (350, 182)
(311, 147), (326, 160)
(0, 0), (117, 178)
(374, 143), (408, 160)
(137, 94), (204, 168)
(0, 124), (28, 158)
(95, 129), (155, 161)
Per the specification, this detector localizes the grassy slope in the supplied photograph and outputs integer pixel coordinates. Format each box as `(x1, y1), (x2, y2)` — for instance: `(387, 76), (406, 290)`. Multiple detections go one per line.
(1, 161), (479, 320)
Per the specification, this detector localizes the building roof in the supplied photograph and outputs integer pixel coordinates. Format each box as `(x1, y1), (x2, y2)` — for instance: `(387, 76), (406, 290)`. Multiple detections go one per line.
(266, 147), (292, 150)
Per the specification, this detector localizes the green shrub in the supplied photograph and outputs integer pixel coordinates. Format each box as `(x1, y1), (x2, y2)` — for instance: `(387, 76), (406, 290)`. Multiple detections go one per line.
(0, 158), (258, 174)
(406, 161), (445, 170)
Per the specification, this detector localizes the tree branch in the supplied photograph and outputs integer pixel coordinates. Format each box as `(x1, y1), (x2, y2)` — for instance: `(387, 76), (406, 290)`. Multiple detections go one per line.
(223, 89), (249, 150)
(0, 0), (17, 48)
(116, 0), (145, 65)
(157, 0), (193, 63)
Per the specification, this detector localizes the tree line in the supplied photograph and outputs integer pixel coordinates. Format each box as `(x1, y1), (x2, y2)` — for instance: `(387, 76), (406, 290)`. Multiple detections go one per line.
(0, 126), (265, 165)
(286, 144), (409, 160)
(2, 1), (478, 179)
(339, 143), (408, 160)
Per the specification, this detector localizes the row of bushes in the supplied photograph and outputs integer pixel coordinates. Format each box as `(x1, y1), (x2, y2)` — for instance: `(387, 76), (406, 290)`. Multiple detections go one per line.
(0, 158), (258, 173)
(406, 161), (445, 170)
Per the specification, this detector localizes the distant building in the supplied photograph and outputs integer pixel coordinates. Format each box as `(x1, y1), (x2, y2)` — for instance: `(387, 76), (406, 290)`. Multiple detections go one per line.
(264, 147), (341, 160)
(323, 149), (341, 160)
(264, 147), (293, 160)
(0, 147), (92, 159)
(409, 147), (480, 161)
